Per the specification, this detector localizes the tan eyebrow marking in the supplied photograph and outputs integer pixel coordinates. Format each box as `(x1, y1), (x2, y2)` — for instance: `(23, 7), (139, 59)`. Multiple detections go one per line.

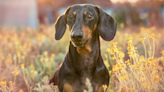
(84, 11), (87, 15)
(73, 12), (76, 15)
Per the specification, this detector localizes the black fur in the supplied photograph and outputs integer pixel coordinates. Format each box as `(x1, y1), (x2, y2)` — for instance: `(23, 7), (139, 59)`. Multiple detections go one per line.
(50, 4), (117, 92)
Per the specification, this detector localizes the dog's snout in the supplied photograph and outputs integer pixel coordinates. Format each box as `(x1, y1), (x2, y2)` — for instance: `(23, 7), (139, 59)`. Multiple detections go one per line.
(71, 31), (83, 40)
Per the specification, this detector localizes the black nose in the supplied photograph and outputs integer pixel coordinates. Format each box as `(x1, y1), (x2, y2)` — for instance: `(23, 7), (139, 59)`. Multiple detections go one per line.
(71, 31), (83, 40)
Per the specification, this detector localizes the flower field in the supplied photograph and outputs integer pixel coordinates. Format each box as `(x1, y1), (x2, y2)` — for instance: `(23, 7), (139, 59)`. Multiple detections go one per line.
(0, 25), (164, 92)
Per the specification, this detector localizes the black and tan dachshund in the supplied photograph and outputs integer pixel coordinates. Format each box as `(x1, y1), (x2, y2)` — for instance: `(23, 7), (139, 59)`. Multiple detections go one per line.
(49, 4), (117, 92)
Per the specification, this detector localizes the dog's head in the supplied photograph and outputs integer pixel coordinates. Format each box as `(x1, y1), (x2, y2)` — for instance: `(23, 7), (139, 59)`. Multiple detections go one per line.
(55, 4), (117, 47)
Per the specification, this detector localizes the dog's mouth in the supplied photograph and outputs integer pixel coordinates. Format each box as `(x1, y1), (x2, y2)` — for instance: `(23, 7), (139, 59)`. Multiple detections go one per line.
(71, 40), (89, 47)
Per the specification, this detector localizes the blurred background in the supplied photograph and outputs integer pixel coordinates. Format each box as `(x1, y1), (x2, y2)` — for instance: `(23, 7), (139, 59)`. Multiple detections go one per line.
(0, 0), (164, 29)
(0, 0), (164, 92)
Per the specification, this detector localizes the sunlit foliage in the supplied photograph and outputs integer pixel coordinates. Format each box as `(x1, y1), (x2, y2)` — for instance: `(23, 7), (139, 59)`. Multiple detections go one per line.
(0, 26), (163, 92)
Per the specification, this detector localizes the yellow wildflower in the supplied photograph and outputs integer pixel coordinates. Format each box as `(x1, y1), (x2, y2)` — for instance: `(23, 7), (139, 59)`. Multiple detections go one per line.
(135, 68), (140, 72)
(142, 83), (147, 88)
(148, 57), (152, 61)
(127, 40), (132, 45)
(0, 54), (5, 60)
(17, 52), (21, 57)
(110, 89), (114, 92)
(152, 70), (158, 74)
(20, 64), (25, 68)
(19, 89), (24, 92)
(160, 50), (164, 56)
(121, 68), (126, 73)
(145, 82), (150, 87)
(31, 64), (34, 69)
(123, 75), (128, 80)
(118, 60), (122, 63)
(125, 59), (130, 64)
(145, 62), (151, 67)
(121, 86), (125, 90)
(113, 64), (121, 73)
(127, 36), (133, 40)
(102, 85), (107, 90)
(110, 49), (115, 55)
(49, 57), (54, 61)
(23, 52), (27, 56)
(31, 69), (35, 78)
(152, 59), (157, 63)
(106, 48), (111, 52)
(142, 68), (146, 73)
(8, 53), (11, 57)
(131, 86), (135, 90)
(9, 81), (12, 85)
(140, 76), (146, 81)
(51, 53), (55, 57)
(138, 62), (142, 66)
(121, 64), (126, 68)
(104, 60), (110, 68)
(21, 55), (25, 59)
(116, 90), (120, 92)
(120, 76), (124, 81)
(132, 46), (137, 51)
(119, 52), (125, 58)
(108, 71), (112, 75)
(135, 50), (138, 54)
(149, 33), (157, 38)
(112, 42), (117, 46)
(111, 57), (115, 60)
(44, 51), (48, 55)
(153, 75), (161, 83)
(140, 38), (145, 42)
(128, 52), (132, 55)
(104, 54), (108, 58)
(39, 57), (43, 62)
(127, 46), (137, 51)
(148, 51), (152, 54)
(143, 60), (147, 63)
(144, 33), (148, 36)
(139, 55), (144, 60)
(12, 70), (20, 75)
(130, 65), (136, 69)
(130, 54), (136, 58)
(5, 58), (12, 63)
(113, 48), (118, 53)
(44, 57), (49, 62)
(158, 57), (164, 61)
(0, 81), (6, 86)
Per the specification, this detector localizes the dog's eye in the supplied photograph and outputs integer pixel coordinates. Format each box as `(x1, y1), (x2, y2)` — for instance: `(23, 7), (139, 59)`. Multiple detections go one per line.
(87, 14), (94, 20)
(68, 17), (73, 20)
(68, 15), (74, 20)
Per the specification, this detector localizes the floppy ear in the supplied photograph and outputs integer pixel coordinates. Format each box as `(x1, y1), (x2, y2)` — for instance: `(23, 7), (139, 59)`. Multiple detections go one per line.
(96, 7), (117, 41)
(55, 7), (70, 40)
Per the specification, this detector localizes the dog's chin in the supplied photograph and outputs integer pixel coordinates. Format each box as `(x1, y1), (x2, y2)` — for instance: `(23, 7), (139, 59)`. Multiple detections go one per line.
(71, 40), (88, 47)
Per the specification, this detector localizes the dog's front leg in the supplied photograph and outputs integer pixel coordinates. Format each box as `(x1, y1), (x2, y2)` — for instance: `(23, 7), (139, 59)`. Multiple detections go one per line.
(58, 74), (88, 92)
(58, 64), (88, 92)
(92, 69), (109, 92)
(91, 58), (110, 92)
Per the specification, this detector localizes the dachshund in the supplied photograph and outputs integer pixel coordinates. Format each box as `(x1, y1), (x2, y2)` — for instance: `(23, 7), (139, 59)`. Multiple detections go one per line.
(49, 4), (117, 92)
